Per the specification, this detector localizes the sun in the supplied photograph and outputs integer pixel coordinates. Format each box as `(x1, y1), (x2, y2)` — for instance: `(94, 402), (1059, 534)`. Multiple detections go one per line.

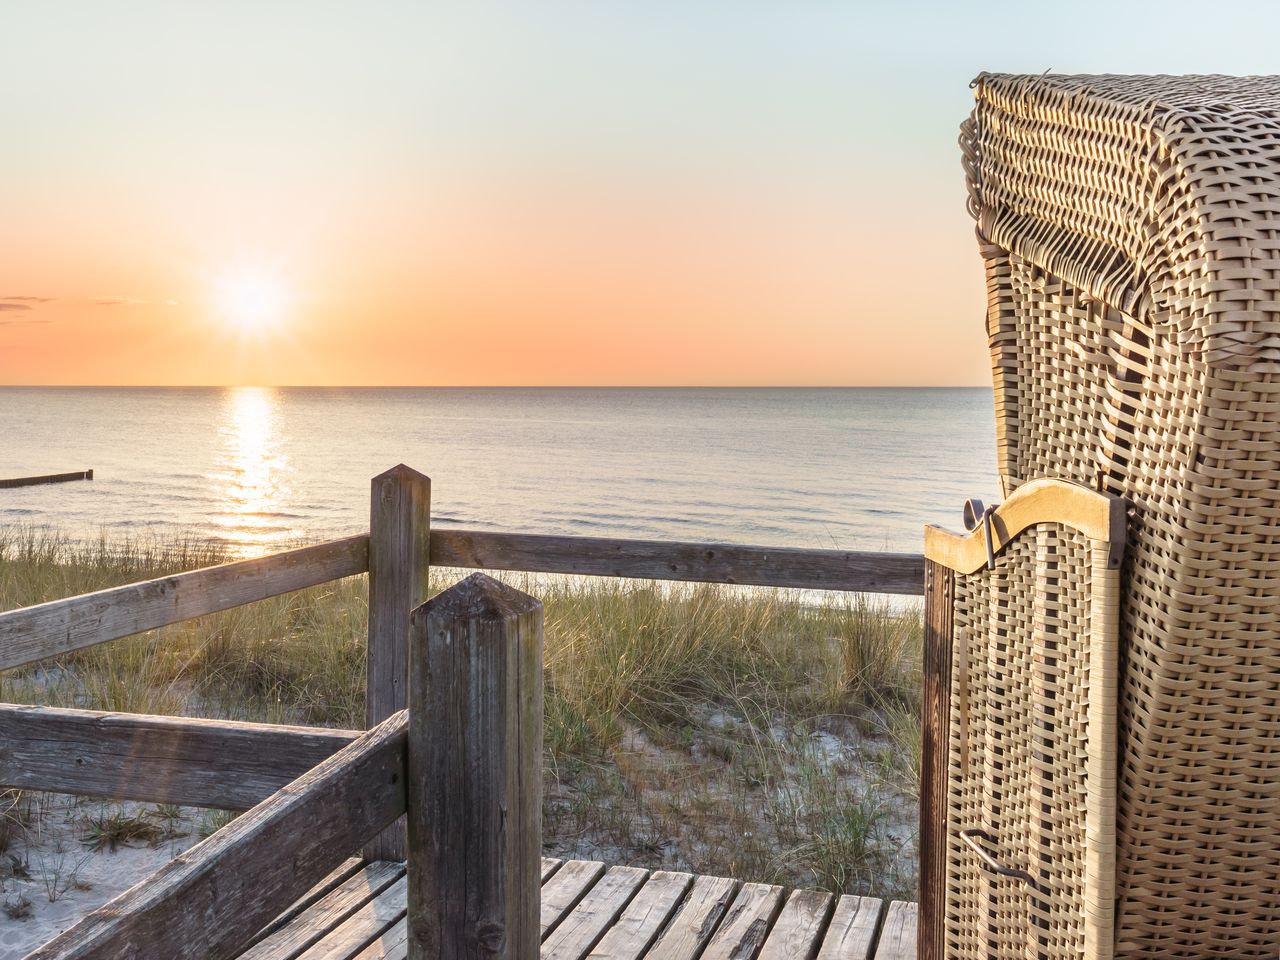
(213, 269), (292, 334)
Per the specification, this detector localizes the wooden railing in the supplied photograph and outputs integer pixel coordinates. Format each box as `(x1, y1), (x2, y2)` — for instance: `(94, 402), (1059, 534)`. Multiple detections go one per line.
(1, 463), (926, 959)
(0, 468), (921, 796)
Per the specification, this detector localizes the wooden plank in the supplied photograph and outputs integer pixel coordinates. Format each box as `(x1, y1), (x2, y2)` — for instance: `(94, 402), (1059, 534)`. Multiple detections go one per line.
(240, 862), (404, 960)
(0, 533), (369, 671)
(350, 920), (409, 960)
(645, 874), (738, 960)
(0, 469), (92, 489)
(918, 560), (952, 960)
(871, 902), (915, 960)
(296, 876), (407, 960)
(0, 703), (359, 809)
(586, 871), (695, 960)
(542, 865), (649, 960)
(365, 464), (430, 860)
(815, 896), (884, 960)
(430, 529), (924, 595)
(252, 857), (367, 942)
(700, 882), (785, 960)
(543, 858), (565, 882)
(27, 710), (407, 960)
(757, 888), (835, 960)
(408, 573), (542, 960)
(541, 861), (607, 938)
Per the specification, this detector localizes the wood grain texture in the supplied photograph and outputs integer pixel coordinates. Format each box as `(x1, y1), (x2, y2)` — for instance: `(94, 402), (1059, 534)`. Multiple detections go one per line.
(918, 561), (953, 960)
(408, 573), (543, 960)
(871, 901), (916, 960)
(645, 874), (739, 960)
(239, 861), (404, 960)
(0, 534), (369, 670)
(258, 857), (368, 942)
(352, 919), (411, 960)
(584, 871), (694, 960)
(0, 469), (92, 489)
(365, 465), (430, 861)
(540, 865), (648, 960)
(700, 882), (784, 960)
(541, 862), (607, 939)
(814, 896), (883, 960)
(757, 888), (834, 960)
(26, 710), (407, 960)
(296, 876), (407, 960)
(0, 703), (358, 809)
(430, 530), (924, 596)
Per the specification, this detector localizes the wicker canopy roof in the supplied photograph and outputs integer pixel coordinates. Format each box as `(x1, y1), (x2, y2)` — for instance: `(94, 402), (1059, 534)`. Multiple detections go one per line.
(963, 73), (1280, 367)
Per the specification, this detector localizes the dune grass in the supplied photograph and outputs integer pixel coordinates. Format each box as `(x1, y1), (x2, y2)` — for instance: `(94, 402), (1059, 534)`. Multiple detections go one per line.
(0, 527), (923, 898)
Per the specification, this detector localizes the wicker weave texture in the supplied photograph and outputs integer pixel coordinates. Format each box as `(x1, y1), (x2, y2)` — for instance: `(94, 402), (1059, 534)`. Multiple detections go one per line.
(946, 526), (1113, 960)
(964, 73), (1280, 956)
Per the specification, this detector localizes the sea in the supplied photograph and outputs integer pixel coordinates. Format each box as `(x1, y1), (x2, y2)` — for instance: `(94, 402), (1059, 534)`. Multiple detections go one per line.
(0, 387), (1000, 559)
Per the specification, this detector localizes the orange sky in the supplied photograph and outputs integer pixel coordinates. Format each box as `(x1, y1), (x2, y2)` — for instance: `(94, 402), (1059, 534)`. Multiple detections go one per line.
(1, 174), (984, 386)
(2, 2), (1267, 387)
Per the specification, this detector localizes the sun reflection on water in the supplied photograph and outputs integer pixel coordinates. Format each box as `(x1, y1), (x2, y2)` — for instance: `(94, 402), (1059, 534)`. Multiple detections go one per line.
(212, 387), (291, 556)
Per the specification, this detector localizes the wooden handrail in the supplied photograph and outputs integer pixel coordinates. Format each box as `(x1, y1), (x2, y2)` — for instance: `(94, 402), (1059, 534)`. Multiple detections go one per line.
(28, 711), (408, 960)
(0, 522), (922, 674)
(430, 529), (924, 595)
(0, 534), (370, 671)
(0, 704), (359, 809)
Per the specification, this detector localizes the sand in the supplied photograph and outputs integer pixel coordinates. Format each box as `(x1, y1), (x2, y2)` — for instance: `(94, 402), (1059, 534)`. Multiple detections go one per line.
(1, 796), (204, 960)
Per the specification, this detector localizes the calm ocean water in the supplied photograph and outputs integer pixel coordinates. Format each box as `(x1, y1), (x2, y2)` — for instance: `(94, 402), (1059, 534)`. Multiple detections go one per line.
(0, 388), (999, 558)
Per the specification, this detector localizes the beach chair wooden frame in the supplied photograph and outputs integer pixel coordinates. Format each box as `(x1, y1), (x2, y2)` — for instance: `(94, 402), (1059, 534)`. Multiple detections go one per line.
(920, 478), (1126, 960)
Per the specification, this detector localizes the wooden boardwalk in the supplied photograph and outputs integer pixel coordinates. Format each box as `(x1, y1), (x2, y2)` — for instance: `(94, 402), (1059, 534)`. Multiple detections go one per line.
(238, 858), (917, 960)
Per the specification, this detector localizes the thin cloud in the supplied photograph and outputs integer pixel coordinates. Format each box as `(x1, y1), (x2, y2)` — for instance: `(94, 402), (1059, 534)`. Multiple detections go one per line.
(0, 294), (173, 314)
(94, 297), (151, 307)
(0, 318), (51, 326)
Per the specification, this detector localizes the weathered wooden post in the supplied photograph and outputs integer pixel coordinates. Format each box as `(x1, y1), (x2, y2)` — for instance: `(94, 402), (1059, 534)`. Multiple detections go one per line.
(365, 464), (431, 861)
(407, 573), (543, 960)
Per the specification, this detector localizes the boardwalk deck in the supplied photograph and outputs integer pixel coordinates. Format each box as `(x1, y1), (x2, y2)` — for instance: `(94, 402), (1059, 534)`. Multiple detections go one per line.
(233, 859), (916, 960)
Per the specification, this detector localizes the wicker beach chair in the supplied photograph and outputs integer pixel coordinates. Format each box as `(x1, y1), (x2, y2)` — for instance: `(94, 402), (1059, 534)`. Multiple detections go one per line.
(932, 74), (1280, 959)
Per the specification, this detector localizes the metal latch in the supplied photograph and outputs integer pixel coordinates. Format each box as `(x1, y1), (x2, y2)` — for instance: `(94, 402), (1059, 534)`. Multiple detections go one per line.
(962, 498), (997, 570)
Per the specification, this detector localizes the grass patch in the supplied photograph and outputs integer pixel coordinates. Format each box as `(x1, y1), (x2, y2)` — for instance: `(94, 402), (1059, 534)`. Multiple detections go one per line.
(0, 526), (922, 897)
(79, 809), (167, 853)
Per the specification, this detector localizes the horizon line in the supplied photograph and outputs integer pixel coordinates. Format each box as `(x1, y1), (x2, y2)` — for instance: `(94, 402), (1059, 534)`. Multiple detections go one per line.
(0, 382), (993, 390)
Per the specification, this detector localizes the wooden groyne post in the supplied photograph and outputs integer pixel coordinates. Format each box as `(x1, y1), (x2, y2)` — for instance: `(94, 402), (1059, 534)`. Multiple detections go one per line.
(0, 469), (93, 489)
(408, 573), (543, 960)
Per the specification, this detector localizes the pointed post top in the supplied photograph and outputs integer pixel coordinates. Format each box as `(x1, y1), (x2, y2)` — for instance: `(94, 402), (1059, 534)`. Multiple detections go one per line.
(372, 463), (430, 484)
(415, 573), (541, 624)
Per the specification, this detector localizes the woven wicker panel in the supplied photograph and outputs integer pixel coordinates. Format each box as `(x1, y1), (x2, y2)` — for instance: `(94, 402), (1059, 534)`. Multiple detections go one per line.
(965, 74), (1280, 956)
(945, 526), (1097, 960)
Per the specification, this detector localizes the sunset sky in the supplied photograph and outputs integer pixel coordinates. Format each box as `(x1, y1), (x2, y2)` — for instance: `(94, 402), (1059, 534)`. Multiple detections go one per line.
(3, 2), (1276, 387)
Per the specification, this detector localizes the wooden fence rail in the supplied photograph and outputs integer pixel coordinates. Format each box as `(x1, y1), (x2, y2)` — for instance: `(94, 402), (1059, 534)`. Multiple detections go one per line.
(0, 534), (370, 671)
(0, 465), (925, 823)
(27, 711), (408, 960)
(430, 529), (924, 595)
(0, 704), (358, 809)
(0, 511), (921, 675)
